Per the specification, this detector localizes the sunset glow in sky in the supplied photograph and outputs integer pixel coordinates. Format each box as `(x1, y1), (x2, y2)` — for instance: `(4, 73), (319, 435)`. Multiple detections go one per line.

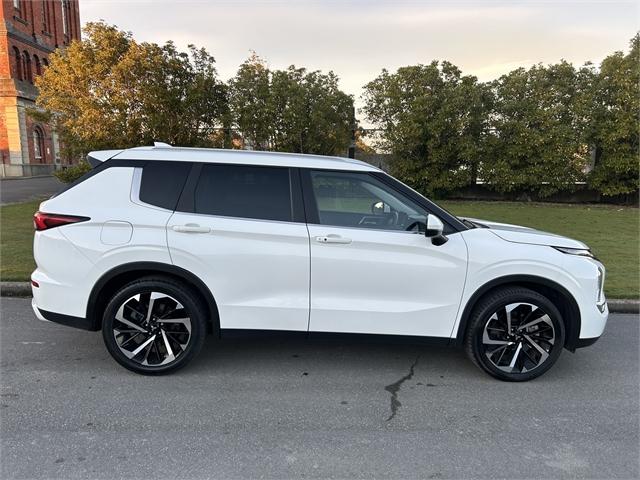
(81, 0), (638, 101)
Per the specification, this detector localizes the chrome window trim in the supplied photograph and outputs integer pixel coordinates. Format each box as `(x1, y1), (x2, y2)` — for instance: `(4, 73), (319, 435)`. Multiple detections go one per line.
(172, 209), (307, 227)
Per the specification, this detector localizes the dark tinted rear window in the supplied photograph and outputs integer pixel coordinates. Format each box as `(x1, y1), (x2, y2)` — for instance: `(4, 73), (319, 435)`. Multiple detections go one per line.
(139, 161), (191, 210)
(194, 164), (292, 221)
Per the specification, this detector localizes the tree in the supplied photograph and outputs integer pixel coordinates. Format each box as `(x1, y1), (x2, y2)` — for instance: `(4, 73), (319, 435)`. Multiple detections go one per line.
(482, 62), (594, 196)
(34, 22), (227, 158)
(362, 61), (492, 196)
(587, 34), (640, 196)
(269, 67), (353, 155)
(228, 56), (353, 156)
(227, 52), (272, 150)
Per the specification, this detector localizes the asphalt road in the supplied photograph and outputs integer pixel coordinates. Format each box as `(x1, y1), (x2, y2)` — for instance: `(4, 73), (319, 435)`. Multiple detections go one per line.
(1, 297), (638, 480)
(0, 176), (62, 205)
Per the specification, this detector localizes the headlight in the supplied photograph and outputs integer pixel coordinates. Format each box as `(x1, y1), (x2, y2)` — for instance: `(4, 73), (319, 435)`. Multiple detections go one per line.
(553, 246), (595, 258)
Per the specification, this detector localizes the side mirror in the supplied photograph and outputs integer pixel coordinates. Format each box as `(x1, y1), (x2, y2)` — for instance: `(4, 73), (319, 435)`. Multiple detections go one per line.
(425, 215), (448, 245)
(371, 201), (391, 215)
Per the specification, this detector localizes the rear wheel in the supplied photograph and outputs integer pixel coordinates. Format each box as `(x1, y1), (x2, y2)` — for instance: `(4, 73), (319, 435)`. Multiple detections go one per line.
(101, 277), (207, 375)
(464, 287), (565, 381)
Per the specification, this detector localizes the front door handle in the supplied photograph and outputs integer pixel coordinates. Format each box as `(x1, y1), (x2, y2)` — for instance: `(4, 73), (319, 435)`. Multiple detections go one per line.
(315, 234), (352, 244)
(172, 224), (211, 234)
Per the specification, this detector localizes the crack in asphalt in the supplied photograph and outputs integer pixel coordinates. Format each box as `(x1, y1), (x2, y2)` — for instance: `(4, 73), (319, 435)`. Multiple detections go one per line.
(384, 356), (419, 422)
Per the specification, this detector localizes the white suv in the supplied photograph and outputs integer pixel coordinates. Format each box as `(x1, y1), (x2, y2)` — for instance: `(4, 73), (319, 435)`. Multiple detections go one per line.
(31, 144), (608, 380)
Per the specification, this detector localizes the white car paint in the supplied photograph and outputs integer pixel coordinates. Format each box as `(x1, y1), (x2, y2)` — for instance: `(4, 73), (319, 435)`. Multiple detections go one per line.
(454, 227), (607, 340)
(32, 167), (173, 318)
(307, 224), (468, 337)
(462, 217), (589, 249)
(31, 145), (608, 352)
(166, 211), (311, 332)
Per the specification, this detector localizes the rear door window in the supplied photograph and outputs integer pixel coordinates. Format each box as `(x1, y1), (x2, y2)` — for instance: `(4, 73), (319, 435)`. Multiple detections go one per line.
(194, 164), (293, 222)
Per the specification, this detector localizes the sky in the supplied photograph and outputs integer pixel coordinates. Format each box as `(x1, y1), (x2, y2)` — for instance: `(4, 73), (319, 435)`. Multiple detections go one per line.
(81, 0), (638, 114)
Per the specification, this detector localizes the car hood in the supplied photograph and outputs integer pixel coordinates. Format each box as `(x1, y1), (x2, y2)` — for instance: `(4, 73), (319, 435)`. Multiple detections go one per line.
(461, 217), (588, 249)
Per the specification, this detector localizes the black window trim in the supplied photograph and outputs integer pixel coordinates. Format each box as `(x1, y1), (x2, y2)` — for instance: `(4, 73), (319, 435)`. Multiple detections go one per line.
(54, 158), (466, 234)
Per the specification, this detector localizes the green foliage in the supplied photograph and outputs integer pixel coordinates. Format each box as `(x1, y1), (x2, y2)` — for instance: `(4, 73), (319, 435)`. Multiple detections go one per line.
(35, 22), (227, 158)
(53, 160), (92, 183)
(362, 61), (492, 196)
(482, 62), (594, 197)
(587, 34), (640, 196)
(229, 54), (353, 155)
(228, 53), (272, 150)
(363, 35), (639, 198)
(35, 23), (637, 198)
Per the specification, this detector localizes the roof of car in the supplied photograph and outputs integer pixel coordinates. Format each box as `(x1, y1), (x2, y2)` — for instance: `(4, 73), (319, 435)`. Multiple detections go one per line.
(89, 144), (379, 172)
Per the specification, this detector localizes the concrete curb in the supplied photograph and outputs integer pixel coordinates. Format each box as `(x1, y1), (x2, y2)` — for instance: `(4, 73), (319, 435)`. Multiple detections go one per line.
(1, 281), (638, 313)
(607, 299), (640, 314)
(1, 175), (54, 181)
(1, 282), (33, 297)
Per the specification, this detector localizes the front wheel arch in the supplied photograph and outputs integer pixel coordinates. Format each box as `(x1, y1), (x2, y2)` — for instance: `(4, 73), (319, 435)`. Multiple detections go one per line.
(87, 262), (220, 334)
(455, 275), (581, 351)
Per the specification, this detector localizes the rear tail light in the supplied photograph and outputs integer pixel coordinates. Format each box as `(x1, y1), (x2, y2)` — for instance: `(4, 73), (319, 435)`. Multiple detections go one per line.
(33, 211), (90, 231)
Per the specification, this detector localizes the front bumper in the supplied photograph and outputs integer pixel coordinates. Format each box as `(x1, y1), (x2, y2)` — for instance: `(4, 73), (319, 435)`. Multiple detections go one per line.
(579, 300), (609, 340)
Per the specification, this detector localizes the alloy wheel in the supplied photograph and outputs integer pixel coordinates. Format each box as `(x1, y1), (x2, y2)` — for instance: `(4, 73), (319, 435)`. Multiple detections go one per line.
(482, 302), (556, 374)
(112, 291), (192, 367)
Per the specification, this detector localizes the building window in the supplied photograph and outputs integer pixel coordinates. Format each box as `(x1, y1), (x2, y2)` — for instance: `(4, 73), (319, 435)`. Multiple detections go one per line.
(61, 0), (70, 36)
(33, 55), (42, 77)
(12, 47), (22, 80)
(33, 128), (46, 163)
(42, 1), (52, 33)
(22, 51), (32, 84)
(13, 0), (25, 19)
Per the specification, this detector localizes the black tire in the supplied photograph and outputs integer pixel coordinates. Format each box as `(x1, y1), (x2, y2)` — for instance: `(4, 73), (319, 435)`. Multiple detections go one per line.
(464, 287), (565, 382)
(101, 276), (207, 375)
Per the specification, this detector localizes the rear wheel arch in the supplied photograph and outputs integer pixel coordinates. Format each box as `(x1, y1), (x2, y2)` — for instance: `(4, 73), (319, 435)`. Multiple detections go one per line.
(87, 262), (220, 334)
(455, 275), (581, 351)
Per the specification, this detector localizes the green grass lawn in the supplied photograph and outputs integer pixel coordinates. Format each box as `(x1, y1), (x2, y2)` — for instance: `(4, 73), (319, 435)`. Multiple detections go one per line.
(1, 199), (638, 298)
(0, 200), (39, 282)
(440, 200), (639, 299)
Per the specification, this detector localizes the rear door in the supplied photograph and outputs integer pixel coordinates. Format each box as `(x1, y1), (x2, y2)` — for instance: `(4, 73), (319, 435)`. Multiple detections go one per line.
(167, 163), (310, 332)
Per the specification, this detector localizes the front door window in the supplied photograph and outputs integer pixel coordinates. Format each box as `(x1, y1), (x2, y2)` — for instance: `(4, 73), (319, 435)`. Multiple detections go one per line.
(309, 170), (428, 232)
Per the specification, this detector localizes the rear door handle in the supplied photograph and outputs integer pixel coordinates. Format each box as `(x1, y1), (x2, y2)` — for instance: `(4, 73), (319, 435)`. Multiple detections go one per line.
(172, 224), (211, 234)
(315, 235), (352, 244)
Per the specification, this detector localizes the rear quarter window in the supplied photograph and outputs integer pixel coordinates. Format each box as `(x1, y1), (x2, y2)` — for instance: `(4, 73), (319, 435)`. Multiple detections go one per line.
(139, 161), (191, 210)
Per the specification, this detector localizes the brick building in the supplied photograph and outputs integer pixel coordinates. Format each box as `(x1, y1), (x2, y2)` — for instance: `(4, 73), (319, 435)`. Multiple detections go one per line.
(0, 0), (80, 177)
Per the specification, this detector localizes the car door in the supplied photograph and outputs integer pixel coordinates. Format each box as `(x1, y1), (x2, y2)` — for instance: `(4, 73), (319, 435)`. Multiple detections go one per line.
(167, 163), (310, 332)
(303, 169), (468, 338)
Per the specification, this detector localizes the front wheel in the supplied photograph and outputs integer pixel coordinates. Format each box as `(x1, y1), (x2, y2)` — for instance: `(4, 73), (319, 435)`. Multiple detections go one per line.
(464, 287), (565, 381)
(101, 277), (207, 375)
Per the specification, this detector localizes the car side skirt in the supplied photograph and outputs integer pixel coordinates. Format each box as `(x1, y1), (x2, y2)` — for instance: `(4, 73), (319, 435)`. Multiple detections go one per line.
(222, 329), (451, 347)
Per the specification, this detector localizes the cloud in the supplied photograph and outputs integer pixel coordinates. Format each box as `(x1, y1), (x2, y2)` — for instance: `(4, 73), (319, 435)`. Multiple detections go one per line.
(80, 0), (638, 101)
(468, 60), (536, 80)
